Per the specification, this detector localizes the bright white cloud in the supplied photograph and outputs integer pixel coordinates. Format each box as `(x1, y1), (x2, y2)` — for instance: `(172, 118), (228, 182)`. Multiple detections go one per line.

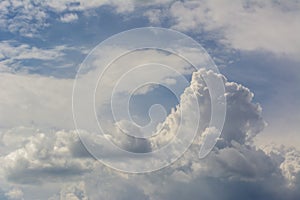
(2, 0), (299, 60)
(0, 128), (94, 185)
(0, 41), (64, 60)
(60, 13), (79, 23)
(0, 0), (135, 37)
(264, 145), (300, 188)
(166, 0), (300, 58)
(0, 0), (48, 37)
(0, 41), (69, 73)
(152, 69), (265, 150)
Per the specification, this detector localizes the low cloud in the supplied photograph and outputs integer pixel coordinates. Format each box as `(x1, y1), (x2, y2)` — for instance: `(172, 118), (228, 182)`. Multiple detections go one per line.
(0, 128), (94, 185)
(0, 70), (299, 199)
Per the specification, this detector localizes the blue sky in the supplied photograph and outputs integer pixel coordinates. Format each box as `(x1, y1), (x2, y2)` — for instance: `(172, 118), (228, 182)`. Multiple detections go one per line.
(0, 0), (300, 199)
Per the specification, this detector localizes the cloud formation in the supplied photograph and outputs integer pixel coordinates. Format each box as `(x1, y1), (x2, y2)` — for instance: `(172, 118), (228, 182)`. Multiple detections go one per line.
(0, 0), (135, 37)
(5, 187), (23, 200)
(0, 1), (299, 198)
(0, 128), (94, 185)
(0, 70), (299, 199)
(149, 0), (300, 59)
(60, 13), (79, 23)
(2, 0), (299, 60)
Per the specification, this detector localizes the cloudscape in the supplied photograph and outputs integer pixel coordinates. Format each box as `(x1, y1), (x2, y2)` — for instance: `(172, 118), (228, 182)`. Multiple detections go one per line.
(0, 1), (300, 199)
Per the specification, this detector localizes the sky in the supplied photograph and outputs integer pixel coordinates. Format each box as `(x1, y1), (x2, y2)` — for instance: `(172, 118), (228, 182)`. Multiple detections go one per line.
(0, 0), (300, 199)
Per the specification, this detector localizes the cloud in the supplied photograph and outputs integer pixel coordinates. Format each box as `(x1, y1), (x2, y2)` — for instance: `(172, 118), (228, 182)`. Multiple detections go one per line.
(0, 0), (48, 37)
(49, 182), (88, 200)
(0, 47), (193, 131)
(60, 13), (79, 23)
(164, 0), (300, 59)
(0, 128), (94, 185)
(5, 188), (23, 200)
(0, 69), (299, 199)
(2, 0), (299, 61)
(112, 120), (152, 153)
(0, 73), (74, 130)
(0, 41), (65, 60)
(0, 41), (69, 73)
(1, 1), (299, 199)
(82, 70), (299, 199)
(143, 9), (165, 25)
(147, 70), (274, 184)
(0, 0), (135, 37)
(151, 69), (265, 150)
(264, 145), (300, 188)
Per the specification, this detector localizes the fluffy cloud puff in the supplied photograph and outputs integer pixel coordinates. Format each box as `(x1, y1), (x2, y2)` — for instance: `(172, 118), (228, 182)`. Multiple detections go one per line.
(0, 128), (94, 185)
(151, 69), (265, 150)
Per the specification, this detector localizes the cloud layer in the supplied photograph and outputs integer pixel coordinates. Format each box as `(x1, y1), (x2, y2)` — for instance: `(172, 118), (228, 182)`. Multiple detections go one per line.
(0, 70), (299, 199)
